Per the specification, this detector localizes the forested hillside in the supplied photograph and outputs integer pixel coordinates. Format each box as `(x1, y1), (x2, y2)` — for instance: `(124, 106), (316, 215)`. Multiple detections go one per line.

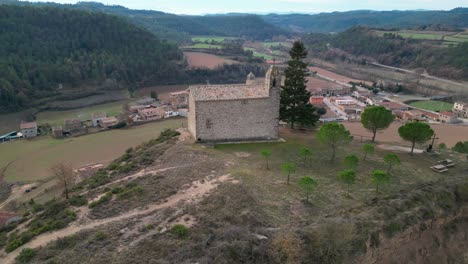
(264, 8), (468, 33)
(302, 27), (468, 80)
(0, 5), (183, 111)
(0, 1), (291, 43)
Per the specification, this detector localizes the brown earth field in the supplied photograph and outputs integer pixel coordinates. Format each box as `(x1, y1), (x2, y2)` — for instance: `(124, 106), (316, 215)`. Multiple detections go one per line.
(184, 52), (238, 69)
(344, 121), (468, 148)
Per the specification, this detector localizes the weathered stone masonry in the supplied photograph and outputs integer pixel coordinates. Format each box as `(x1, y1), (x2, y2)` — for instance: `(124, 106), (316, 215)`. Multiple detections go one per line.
(188, 66), (281, 142)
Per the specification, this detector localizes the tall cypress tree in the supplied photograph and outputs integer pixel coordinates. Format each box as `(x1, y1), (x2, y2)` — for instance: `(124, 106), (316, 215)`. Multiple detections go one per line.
(280, 41), (318, 129)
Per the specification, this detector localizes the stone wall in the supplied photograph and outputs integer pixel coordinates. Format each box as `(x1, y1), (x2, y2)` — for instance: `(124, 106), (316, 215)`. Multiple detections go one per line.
(190, 66), (281, 142)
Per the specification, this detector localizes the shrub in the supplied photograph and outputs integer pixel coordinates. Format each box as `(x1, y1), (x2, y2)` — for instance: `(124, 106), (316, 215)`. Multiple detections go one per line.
(117, 162), (136, 173)
(112, 121), (127, 129)
(383, 222), (402, 237)
(95, 230), (107, 241)
(86, 170), (111, 189)
(15, 248), (35, 263)
(147, 129), (180, 146)
(111, 187), (124, 194)
(171, 224), (189, 238)
(5, 238), (24, 252)
(453, 141), (468, 154)
(89, 192), (112, 208)
(117, 186), (144, 199)
(69, 196), (88, 207)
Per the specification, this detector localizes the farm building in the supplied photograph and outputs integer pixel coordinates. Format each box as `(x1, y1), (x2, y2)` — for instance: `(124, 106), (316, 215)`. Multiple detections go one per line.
(439, 111), (458, 124)
(63, 119), (82, 133)
(51, 126), (64, 138)
(453, 102), (468, 117)
(92, 112), (107, 127)
(188, 65), (281, 142)
(309, 96), (324, 105)
(20, 121), (38, 138)
(138, 107), (165, 121)
(100, 117), (119, 129)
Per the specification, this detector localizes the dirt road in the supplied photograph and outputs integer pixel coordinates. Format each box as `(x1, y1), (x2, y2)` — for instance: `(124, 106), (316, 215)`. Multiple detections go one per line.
(1, 173), (233, 264)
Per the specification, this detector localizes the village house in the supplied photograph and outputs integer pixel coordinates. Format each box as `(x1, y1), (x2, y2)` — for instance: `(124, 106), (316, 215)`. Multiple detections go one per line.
(100, 117), (119, 129)
(138, 107), (166, 121)
(91, 112), (107, 127)
(170, 91), (189, 108)
(394, 110), (425, 122)
(63, 119), (82, 132)
(378, 101), (409, 112)
(422, 111), (440, 122)
(51, 126), (64, 138)
(309, 96), (324, 106)
(20, 121), (38, 138)
(438, 111), (458, 124)
(453, 102), (468, 118)
(188, 66), (281, 142)
(129, 105), (148, 114)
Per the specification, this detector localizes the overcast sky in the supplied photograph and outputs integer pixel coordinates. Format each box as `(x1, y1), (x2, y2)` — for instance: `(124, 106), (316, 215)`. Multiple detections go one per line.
(28, 0), (468, 14)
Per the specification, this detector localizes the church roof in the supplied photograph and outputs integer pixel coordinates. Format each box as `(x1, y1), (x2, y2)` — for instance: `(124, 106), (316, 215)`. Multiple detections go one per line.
(189, 84), (269, 102)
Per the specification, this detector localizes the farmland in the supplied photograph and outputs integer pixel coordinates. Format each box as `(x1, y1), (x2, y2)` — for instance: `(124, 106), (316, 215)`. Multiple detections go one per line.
(373, 30), (468, 46)
(36, 101), (128, 126)
(184, 52), (238, 69)
(191, 36), (238, 42)
(184, 43), (223, 49)
(408, 100), (454, 112)
(0, 118), (185, 182)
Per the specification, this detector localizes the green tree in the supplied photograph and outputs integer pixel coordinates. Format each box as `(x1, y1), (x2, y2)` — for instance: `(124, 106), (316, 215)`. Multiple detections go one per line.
(362, 143), (375, 161)
(339, 169), (356, 195)
(261, 150), (272, 170)
(15, 248), (36, 263)
(371, 170), (390, 194)
(281, 162), (296, 185)
(280, 41), (319, 129)
(398, 122), (434, 155)
(452, 141), (468, 154)
(361, 106), (394, 142)
(317, 123), (353, 161)
(298, 176), (317, 202)
(438, 143), (447, 153)
(299, 147), (313, 164)
(150, 90), (158, 100)
(343, 154), (359, 170)
(383, 153), (400, 173)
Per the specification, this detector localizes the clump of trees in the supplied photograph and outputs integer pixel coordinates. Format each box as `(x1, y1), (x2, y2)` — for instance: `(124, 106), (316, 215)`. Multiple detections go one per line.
(453, 141), (468, 154)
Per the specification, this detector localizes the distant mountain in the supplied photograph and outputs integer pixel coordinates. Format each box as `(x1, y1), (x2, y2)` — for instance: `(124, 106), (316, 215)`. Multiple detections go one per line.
(262, 9), (468, 32)
(0, 1), (291, 43)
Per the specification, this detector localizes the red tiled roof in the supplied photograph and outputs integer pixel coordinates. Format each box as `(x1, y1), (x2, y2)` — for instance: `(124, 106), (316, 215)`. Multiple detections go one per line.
(440, 111), (454, 117)
(20, 122), (37, 130)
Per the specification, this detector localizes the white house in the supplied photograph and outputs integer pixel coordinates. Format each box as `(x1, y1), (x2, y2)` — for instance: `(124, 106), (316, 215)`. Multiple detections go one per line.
(162, 105), (179, 118)
(453, 102), (468, 118)
(91, 112), (107, 127)
(20, 121), (38, 138)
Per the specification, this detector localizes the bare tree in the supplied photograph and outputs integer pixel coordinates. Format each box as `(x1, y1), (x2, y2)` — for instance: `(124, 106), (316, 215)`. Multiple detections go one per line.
(50, 163), (74, 199)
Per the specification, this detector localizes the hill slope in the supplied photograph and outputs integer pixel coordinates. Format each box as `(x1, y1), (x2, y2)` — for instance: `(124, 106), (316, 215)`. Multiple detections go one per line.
(263, 8), (468, 32)
(0, 1), (291, 43)
(0, 5), (183, 111)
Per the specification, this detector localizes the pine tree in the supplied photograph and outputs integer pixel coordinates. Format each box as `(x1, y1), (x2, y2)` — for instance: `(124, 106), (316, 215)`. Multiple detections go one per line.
(280, 41), (319, 129)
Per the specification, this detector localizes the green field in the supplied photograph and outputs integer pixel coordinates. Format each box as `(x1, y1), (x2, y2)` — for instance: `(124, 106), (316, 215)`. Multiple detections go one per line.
(409, 100), (454, 112)
(36, 100), (127, 126)
(185, 43), (223, 49)
(191, 36), (237, 42)
(0, 119), (185, 182)
(263, 42), (290, 48)
(252, 51), (274, 60)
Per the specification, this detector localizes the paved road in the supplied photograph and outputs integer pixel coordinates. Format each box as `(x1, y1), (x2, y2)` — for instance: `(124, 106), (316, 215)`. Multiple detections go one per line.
(323, 97), (348, 120)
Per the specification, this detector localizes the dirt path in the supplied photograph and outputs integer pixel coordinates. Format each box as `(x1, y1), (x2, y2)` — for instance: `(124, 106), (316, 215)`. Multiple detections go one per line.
(1, 174), (232, 264)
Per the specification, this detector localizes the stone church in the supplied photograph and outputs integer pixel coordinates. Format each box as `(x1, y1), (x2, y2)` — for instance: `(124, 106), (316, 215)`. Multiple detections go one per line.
(188, 66), (281, 142)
